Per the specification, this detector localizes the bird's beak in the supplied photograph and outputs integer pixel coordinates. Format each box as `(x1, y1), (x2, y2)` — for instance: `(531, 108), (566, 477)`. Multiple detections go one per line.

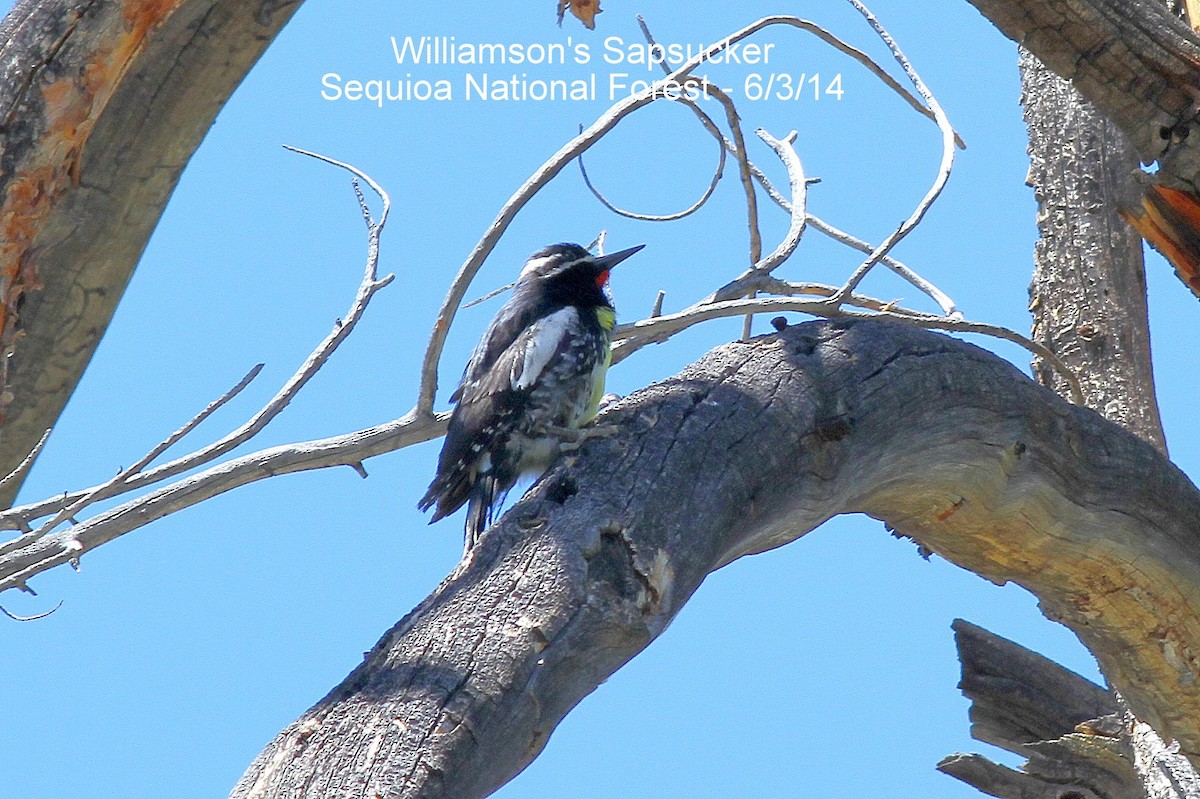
(592, 244), (645, 270)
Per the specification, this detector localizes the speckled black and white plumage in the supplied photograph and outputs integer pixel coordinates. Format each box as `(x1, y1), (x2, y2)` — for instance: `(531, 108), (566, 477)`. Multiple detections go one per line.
(419, 242), (644, 553)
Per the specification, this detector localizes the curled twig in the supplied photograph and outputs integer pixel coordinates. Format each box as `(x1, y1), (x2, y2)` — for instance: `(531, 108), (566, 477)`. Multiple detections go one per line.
(0, 599), (62, 621)
(831, 0), (957, 304)
(635, 14), (965, 148)
(577, 114), (726, 222)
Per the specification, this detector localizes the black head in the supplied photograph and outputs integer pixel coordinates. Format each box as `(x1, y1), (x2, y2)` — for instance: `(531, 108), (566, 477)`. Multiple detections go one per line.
(517, 243), (644, 295)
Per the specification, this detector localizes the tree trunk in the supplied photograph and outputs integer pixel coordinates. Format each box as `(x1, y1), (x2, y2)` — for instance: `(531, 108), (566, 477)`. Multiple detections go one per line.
(0, 0), (303, 504)
(941, 46), (1192, 799)
(1022, 49), (1166, 451)
(231, 319), (1200, 798)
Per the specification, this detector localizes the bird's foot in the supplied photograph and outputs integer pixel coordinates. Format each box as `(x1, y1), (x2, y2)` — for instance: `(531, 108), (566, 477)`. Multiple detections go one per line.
(540, 424), (620, 451)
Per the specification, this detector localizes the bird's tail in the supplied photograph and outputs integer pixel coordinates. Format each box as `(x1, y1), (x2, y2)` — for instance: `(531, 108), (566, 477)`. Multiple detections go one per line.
(464, 474), (498, 554)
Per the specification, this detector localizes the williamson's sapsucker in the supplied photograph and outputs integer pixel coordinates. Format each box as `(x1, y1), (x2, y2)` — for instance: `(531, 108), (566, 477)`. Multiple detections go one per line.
(419, 242), (644, 552)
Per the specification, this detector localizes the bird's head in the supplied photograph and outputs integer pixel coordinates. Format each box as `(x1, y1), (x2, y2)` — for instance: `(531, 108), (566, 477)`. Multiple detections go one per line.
(518, 242), (645, 292)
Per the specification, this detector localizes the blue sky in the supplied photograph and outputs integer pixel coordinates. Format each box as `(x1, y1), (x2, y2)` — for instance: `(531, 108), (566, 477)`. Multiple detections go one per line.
(3, 1), (1197, 797)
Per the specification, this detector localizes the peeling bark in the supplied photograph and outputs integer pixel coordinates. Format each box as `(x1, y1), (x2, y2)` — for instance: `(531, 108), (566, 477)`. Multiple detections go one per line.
(231, 319), (1200, 798)
(0, 0), (303, 503)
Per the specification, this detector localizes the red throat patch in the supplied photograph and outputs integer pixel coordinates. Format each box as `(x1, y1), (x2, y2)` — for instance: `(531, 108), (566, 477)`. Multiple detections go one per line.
(595, 269), (610, 287)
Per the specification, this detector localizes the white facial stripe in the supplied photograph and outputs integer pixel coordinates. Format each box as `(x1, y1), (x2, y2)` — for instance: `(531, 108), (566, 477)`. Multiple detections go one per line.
(514, 307), (577, 390)
(519, 255), (556, 280)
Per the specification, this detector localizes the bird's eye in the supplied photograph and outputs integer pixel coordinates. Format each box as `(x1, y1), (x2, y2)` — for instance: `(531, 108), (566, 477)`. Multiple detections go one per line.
(594, 269), (610, 287)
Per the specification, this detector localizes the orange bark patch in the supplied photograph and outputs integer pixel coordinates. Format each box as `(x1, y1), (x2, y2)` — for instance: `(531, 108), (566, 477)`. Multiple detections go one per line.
(122, 0), (185, 38)
(1122, 184), (1200, 300)
(0, 0), (187, 367)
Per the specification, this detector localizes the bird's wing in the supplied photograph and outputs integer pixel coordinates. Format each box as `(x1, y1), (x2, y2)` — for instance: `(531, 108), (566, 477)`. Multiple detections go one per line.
(450, 291), (545, 403)
(456, 306), (579, 407)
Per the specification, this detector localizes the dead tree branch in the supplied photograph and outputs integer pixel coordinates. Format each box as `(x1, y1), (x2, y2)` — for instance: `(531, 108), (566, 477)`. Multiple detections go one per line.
(230, 319), (1200, 798)
(0, 0), (303, 503)
(962, 0), (1200, 192)
(0, 150), (398, 591)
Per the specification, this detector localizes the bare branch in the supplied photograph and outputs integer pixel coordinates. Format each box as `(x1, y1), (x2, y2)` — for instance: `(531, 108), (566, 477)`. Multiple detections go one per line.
(831, 0), (958, 304)
(0, 428), (50, 494)
(0, 363), (264, 557)
(0, 410), (448, 594)
(0, 150), (394, 534)
(576, 112), (726, 221)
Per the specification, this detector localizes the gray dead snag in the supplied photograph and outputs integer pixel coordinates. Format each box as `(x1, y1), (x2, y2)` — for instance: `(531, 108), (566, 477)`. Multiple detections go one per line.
(231, 319), (1200, 799)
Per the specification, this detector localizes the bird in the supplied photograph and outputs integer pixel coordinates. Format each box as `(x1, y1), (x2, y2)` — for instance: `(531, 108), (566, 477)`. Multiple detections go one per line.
(419, 242), (645, 553)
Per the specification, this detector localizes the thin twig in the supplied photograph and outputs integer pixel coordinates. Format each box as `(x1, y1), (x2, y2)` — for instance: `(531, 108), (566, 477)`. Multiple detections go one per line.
(748, 276), (904, 309)
(0, 428), (50, 493)
(0, 149), (395, 534)
(753, 129), (808, 272)
(806, 214), (961, 317)
(24, 363), (264, 543)
(577, 116), (725, 221)
(0, 599), (62, 621)
(610, 295), (1084, 403)
(635, 14), (965, 148)
(830, 0), (957, 304)
(703, 83), (761, 340)
(707, 84), (762, 267)
(463, 281), (516, 309)
(651, 291), (666, 318)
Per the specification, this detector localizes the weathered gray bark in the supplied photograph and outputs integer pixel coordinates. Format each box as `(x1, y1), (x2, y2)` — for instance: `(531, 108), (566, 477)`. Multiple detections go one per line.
(1022, 49), (1167, 453)
(0, 0), (303, 504)
(231, 319), (1200, 798)
(962, 0), (1200, 193)
(938, 621), (1140, 799)
(942, 621), (1200, 799)
(941, 46), (1186, 799)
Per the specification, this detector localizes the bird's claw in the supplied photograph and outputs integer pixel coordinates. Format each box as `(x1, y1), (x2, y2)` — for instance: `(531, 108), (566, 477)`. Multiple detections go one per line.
(540, 424), (619, 451)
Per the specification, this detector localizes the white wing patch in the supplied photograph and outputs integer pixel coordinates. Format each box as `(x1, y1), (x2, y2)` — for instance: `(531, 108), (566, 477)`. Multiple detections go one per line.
(512, 307), (576, 390)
